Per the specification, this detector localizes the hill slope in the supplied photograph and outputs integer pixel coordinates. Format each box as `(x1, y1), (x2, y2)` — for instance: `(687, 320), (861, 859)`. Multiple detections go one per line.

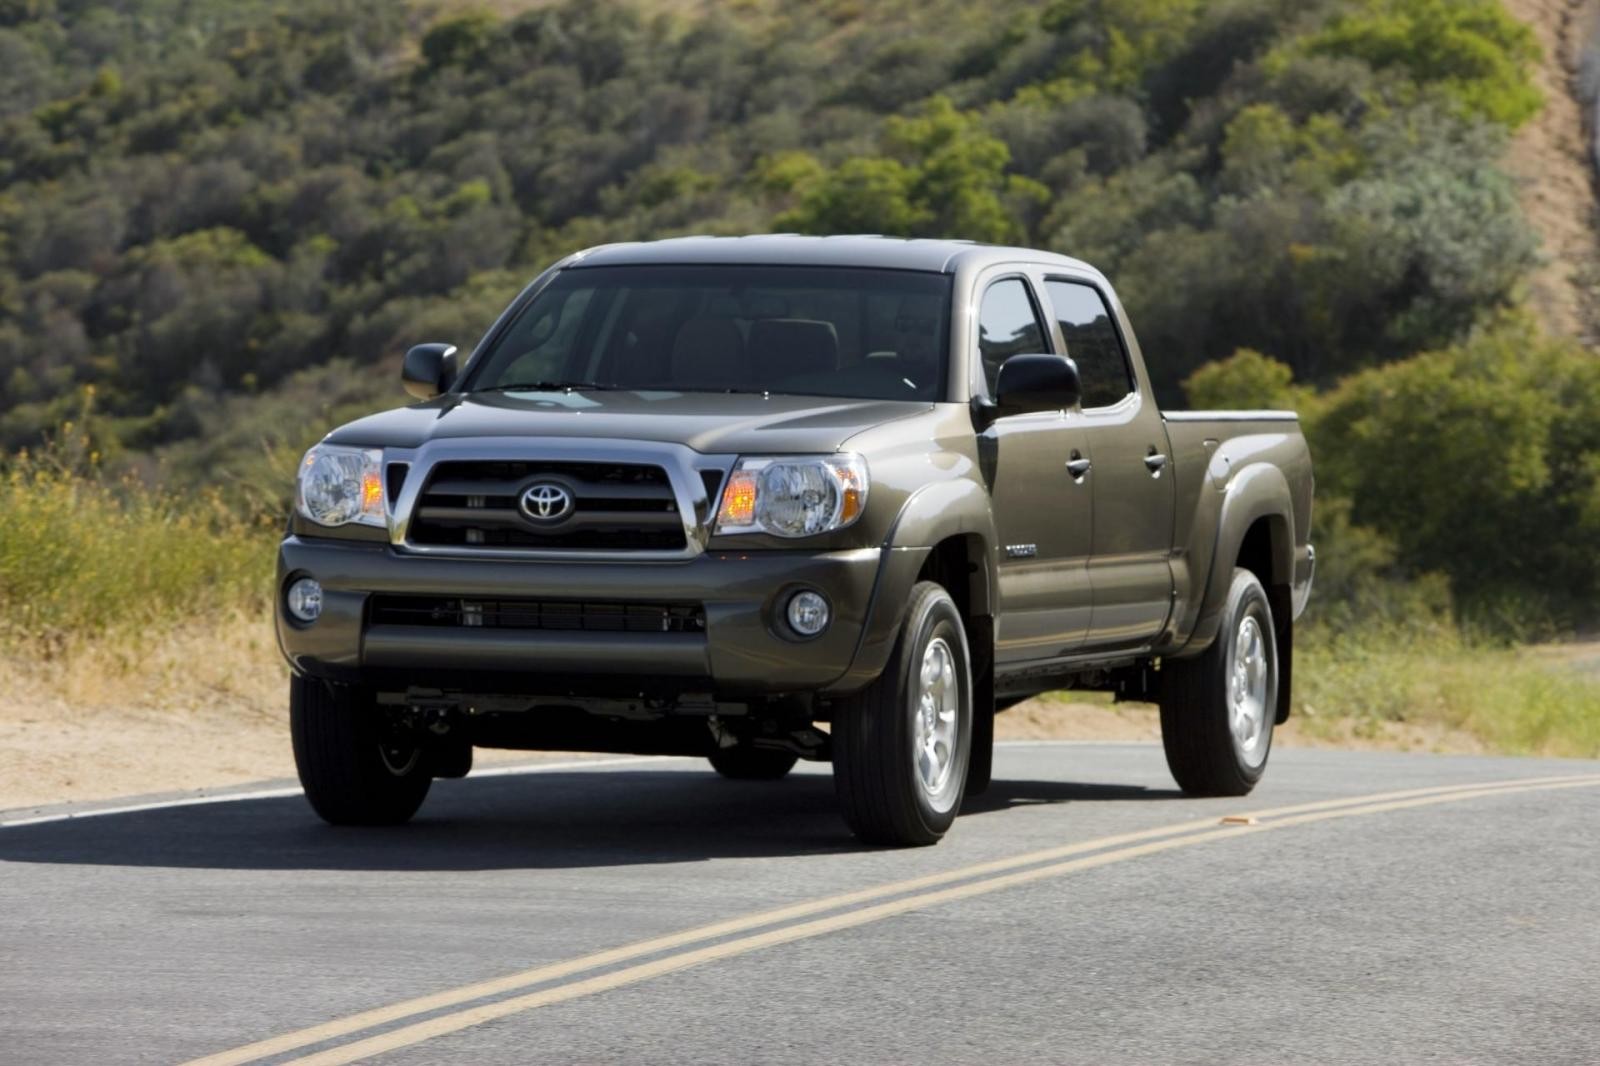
(1502, 0), (1600, 340)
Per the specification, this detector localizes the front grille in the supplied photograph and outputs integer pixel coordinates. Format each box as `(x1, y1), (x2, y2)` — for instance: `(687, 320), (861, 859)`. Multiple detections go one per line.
(408, 460), (688, 551)
(370, 595), (706, 633)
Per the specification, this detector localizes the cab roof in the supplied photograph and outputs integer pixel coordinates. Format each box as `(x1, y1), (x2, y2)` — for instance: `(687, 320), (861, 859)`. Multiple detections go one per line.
(567, 234), (1096, 276)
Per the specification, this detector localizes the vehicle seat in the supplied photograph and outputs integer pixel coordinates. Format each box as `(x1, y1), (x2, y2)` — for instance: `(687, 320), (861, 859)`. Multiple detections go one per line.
(749, 318), (839, 384)
(670, 316), (746, 390)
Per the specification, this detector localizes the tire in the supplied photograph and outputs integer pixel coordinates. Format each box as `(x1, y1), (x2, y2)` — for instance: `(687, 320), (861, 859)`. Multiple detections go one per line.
(708, 746), (799, 780)
(833, 581), (972, 846)
(1159, 568), (1279, 796)
(965, 648), (995, 796)
(290, 675), (432, 825)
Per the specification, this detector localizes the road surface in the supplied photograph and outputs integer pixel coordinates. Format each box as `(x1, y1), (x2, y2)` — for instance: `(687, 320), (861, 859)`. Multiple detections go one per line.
(1, 743), (1597, 1065)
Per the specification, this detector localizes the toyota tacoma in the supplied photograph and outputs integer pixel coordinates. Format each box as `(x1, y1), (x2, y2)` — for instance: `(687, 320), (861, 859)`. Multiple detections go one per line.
(277, 236), (1315, 846)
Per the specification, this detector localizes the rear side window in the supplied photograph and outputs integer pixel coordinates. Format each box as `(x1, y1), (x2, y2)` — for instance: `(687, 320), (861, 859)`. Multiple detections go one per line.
(977, 277), (1048, 395)
(1044, 280), (1133, 409)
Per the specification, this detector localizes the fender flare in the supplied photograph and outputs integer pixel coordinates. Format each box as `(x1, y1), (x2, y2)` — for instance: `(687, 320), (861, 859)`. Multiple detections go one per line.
(883, 477), (998, 617)
(825, 478), (997, 694)
(1182, 462), (1296, 655)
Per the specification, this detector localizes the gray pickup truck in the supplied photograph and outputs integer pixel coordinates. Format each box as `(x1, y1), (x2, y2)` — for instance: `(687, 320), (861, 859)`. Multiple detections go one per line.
(277, 236), (1314, 846)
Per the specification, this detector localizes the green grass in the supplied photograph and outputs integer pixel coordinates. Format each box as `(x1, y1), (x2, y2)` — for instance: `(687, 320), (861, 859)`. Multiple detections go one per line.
(0, 451), (274, 648)
(1297, 625), (1600, 758)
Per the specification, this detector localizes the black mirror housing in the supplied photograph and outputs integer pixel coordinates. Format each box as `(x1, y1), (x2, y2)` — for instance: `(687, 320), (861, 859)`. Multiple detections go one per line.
(993, 354), (1081, 418)
(401, 343), (459, 400)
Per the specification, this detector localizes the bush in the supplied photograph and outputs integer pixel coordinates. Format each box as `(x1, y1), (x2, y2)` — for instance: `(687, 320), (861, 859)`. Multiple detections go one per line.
(1312, 317), (1600, 627)
(0, 427), (271, 646)
(1291, 0), (1542, 127)
(1181, 347), (1311, 410)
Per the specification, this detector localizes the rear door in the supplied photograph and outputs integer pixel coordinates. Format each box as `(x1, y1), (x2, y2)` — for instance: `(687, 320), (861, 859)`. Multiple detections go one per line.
(1041, 277), (1176, 650)
(976, 271), (1094, 663)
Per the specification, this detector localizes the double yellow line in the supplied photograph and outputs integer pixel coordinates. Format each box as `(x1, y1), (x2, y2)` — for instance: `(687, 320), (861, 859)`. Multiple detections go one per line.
(185, 773), (1600, 1066)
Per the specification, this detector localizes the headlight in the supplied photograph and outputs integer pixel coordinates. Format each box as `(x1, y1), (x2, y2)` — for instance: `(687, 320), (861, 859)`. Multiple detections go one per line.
(714, 454), (868, 538)
(296, 444), (385, 528)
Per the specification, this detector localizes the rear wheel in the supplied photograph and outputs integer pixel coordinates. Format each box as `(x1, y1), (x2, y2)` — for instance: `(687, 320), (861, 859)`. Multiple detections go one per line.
(290, 676), (432, 825)
(833, 581), (972, 846)
(708, 746), (799, 780)
(1159, 568), (1278, 796)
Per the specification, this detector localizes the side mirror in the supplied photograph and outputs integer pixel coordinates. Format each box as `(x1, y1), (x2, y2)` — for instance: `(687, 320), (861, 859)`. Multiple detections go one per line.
(974, 354), (1080, 429)
(401, 343), (459, 400)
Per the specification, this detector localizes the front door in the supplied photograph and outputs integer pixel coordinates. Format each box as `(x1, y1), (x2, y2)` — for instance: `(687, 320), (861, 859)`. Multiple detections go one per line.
(1041, 277), (1176, 650)
(977, 274), (1095, 664)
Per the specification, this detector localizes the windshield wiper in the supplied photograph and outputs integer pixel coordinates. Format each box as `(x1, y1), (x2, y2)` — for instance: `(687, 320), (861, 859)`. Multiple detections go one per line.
(473, 380), (616, 393)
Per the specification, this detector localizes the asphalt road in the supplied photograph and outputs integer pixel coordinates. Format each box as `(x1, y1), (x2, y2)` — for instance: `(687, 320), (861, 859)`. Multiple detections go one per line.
(1, 742), (1597, 1065)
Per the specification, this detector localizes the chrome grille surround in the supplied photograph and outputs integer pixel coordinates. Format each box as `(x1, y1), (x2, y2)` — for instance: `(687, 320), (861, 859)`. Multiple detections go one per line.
(385, 437), (735, 561)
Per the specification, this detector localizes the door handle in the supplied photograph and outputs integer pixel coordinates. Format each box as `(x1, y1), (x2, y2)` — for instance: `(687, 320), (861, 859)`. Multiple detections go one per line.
(1144, 451), (1168, 475)
(1066, 453), (1092, 481)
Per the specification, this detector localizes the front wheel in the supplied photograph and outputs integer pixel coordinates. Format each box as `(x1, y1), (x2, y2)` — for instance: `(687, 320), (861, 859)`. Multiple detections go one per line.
(290, 676), (432, 825)
(832, 581), (972, 846)
(1159, 568), (1279, 796)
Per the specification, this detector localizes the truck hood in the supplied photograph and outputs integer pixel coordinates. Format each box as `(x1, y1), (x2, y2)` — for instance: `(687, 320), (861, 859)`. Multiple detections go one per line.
(325, 389), (933, 456)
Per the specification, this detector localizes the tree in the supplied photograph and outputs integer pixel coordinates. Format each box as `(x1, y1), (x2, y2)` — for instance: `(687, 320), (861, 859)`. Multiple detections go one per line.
(777, 97), (1039, 243)
(1292, 0), (1542, 127)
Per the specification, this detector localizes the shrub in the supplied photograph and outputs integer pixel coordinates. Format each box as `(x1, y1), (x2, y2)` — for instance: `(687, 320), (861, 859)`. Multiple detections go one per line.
(1290, 0), (1542, 127)
(1311, 317), (1600, 627)
(0, 425), (272, 646)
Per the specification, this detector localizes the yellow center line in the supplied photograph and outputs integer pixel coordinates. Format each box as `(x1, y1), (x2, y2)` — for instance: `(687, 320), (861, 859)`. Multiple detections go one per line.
(180, 773), (1598, 1066)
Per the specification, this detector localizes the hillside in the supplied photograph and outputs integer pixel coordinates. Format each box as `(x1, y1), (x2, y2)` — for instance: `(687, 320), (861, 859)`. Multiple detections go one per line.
(2, 0), (1599, 631)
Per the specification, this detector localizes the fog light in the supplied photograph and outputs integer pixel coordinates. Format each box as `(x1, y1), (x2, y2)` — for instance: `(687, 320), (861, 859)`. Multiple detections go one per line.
(286, 577), (323, 623)
(786, 590), (830, 638)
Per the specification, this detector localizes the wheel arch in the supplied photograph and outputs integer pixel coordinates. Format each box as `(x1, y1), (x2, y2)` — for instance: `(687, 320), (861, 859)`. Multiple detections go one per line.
(1179, 462), (1297, 724)
(885, 479), (998, 620)
(824, 479), (997, 696)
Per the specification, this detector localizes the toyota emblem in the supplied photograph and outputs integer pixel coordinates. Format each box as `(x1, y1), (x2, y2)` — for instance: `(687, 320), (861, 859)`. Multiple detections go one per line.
(519, 482), (574, 522)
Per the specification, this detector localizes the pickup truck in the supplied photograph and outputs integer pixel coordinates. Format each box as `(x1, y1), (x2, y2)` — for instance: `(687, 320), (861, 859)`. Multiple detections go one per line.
(277, 236), (1315, 846)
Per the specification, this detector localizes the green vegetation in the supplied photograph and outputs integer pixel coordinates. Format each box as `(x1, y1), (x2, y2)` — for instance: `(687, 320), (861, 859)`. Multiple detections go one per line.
(0, 0), (1594, 750)
(0, 410), (270, 648)
(0, 0), (1548, 458)
(1298, 626), (1600, 758)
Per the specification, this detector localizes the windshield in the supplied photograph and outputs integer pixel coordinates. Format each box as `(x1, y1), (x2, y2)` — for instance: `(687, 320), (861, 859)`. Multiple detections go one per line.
(463, 265), (953, 402)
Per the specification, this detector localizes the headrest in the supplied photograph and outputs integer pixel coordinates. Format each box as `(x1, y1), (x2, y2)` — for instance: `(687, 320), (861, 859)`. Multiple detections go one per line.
(749, 318), (839, 383)
(670, 316), (746, 390)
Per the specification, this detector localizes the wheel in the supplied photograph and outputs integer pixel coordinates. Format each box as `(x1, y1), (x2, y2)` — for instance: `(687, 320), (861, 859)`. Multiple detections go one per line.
(290, 675), (432, 825)
(708, 746), (799, 780)
(1159, 568), (1278, 796)
(832, 581), (972, 846)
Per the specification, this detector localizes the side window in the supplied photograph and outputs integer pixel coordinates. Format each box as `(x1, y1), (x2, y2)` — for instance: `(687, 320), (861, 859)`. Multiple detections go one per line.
(1044, 280), (1133, 408)
(978, 277), (1047, 395)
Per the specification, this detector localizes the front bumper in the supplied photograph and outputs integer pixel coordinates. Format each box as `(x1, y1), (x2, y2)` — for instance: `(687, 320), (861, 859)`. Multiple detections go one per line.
(275, 536), (926, 696)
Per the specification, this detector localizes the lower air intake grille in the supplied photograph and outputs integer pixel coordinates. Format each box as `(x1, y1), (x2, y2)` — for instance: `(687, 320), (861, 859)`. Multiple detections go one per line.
(370, 596), (707, 634)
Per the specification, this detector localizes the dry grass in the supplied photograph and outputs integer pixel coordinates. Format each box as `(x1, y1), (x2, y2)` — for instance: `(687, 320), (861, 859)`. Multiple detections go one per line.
(0, 448), (274, 647)
(1296, 628), (1600, 759)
